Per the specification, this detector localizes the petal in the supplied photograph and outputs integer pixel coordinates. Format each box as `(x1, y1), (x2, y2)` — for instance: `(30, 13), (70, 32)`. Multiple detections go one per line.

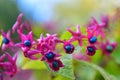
(22, 47), (30, 53)
(27, 31), (33, 41)
(76, 25), (80, 33)
(91, 17), (98, 25)
(27, 50), (40, 56)
(28, 55), (38, 60)
(5, 52), (13, 63)
(17, 13), (23, 22)
(0, 62), (12, 66)
(6, 30), (11, 39)
(67, 29), (75, 35)
(15, 43), (22, 47)
(0, 54), (6, 62)
(12, 22), (19, 33)
(2, 44), (8, 51)
(1, 29), (6, 37)
(13, 52), (18, 63)
(20, 34), (27, 42)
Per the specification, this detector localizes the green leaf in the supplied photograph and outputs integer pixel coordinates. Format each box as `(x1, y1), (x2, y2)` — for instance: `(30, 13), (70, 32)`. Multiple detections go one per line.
(53, 75), (71, 80)
(53, 54), (75, 80)
(33, 70), (51, 80)
(75, 60), (116, 80)
(22, 60), (47, 70)
(60, 30), (72, 40)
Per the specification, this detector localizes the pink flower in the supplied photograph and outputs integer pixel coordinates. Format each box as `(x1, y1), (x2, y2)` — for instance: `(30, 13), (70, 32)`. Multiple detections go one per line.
(87, 28), (98, 44)
(48, 59), (64, 71)
(37, 34), (49, 54)
(67, 25), (86, 46)
(12, 13), (23, 33)
(101, 41), (117, 56)
(41, 50), (61, 62)
(86, 45), (96, 56)
(16, 30), (35, 53)
(88, 17), (105, 38)
(1, 30), (14, 51)
(45, 33), (61, 50)
(37, 34), (62, 54)
(0, 52), (17, 77)
(24, 50), (40, 60)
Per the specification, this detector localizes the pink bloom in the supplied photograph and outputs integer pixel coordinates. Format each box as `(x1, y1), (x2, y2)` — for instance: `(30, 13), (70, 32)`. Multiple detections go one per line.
(101, 41), (117, 56)
(37, 34), (49, 54)
(37, 34), (62, 54)
(12, 13), (23, 33)
(24, 50), (40, 60)
(45, 33), (61, 50)
(0, 52), (17, 77)
(1, 30), (14, 51)
(48, 59), (64, 71)
(63, 41), (74, 54)
(88, 17), (105, 38)
(87, 28), (98, 44)
(16, 30), (35, 53)
(86, 45), (96, 56)
(67, 25), (86, 46)
(41, 50), (61, 62)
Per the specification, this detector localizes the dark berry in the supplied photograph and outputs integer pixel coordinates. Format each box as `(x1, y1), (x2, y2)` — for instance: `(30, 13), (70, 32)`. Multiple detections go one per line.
(52, 61), (59, 68)
(87, 46), (96, 56)
(46, 52), (55, 59)
(106, 45), (113, 52)
(2, 38), (9, 44)
(64, 44), (74, 54)
(24, 40), (31, 47)
(89, 36), (97, 44)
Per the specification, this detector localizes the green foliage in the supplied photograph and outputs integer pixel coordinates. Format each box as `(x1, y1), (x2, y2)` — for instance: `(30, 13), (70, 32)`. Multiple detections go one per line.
(22, 60), (47, 70)
(53, 54), (75, 80)
(74, 60), (116, 80)
(60, 30), (72, 40)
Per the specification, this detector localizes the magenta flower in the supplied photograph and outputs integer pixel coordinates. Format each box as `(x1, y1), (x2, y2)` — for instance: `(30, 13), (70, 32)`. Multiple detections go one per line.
(37, 34), (49, 54)
(0, 52), (17, 77)
(37, 34), (62, 54)
(101, 41), (117, 56)
(16, 30), (35, 53)
(67, 25), (86, 46)
(48, 59), (64, 71)
(41, 50), (61, 62)
(63, 41), (74, 54)
(87, 28), (98, 44)
(12, 13), (23, 33)
(86, 45), (96, 56)
(45, 33), (60, 50)
(24, 50), (40, 60)
(87, 17), (105, 38)
(1, 30), (14, 51)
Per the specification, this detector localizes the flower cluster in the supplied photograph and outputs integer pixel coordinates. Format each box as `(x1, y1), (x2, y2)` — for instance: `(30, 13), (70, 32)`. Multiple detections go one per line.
(0, 13), (117, 79)
(0, 52), (17, 78)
